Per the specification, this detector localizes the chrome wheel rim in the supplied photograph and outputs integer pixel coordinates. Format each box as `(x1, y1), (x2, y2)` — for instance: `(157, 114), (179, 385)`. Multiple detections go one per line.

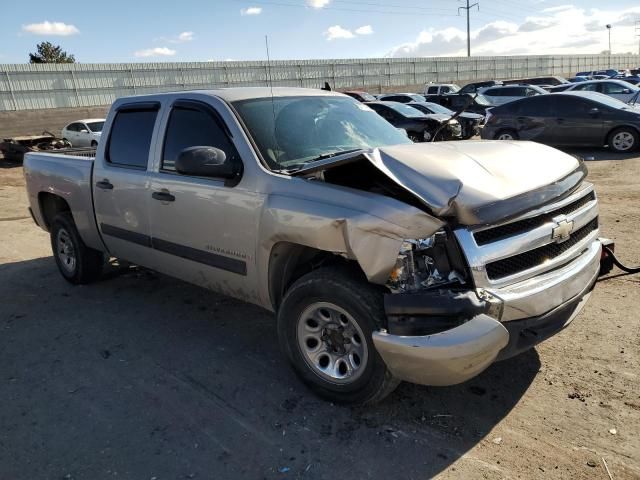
(497, 132), (514, 140)
(297, 302), (368, 384)
(612, 132), (634, 151)
(56, 228), (76, 273)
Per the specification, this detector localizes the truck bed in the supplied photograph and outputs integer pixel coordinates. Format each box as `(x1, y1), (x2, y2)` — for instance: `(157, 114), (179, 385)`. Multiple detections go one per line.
(23, 150), (105, 252)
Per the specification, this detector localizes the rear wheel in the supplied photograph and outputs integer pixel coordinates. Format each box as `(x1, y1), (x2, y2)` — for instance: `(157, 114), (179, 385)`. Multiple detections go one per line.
(277, 266), (399, 404)
(50, 212), (104, 284)
(495, 129), (519, 141)
(607, 127), (638, 153)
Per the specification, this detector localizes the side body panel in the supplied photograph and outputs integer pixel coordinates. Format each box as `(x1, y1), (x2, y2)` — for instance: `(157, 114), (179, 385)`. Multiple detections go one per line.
(22, 153), (105, 251)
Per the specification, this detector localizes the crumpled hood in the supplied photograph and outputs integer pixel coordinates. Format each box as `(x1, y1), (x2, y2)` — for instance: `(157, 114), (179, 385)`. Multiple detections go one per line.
(363, 140), (587, 226)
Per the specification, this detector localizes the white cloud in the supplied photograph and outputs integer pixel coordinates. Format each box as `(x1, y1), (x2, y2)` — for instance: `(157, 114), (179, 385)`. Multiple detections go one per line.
(134, 47), (176, 58)
(388, 5), (640, 57)
(324, 24), (374, 40)
(355, 25), (373, 35)
(324, 25), (355, 40)
(22, 21), (79, 36)
(307, 0), (330, 8)
(241, 7), (262, 15)
(176, 31), (194, 42)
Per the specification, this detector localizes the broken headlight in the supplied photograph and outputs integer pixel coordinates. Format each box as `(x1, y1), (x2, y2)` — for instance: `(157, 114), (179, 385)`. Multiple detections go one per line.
(387, 230), (465, 293)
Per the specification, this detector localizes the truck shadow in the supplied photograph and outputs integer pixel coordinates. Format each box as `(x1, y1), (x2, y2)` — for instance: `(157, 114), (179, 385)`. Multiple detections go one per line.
(0, 257), (540, 479)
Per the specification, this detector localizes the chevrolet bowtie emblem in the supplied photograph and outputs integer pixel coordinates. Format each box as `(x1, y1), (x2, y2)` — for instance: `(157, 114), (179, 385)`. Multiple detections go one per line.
(552, 219), (574, 243)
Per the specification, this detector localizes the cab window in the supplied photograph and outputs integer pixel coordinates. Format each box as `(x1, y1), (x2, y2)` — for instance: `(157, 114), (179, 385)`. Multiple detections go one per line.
(162, 104), (239, 172)
(107, 107), (158, 169)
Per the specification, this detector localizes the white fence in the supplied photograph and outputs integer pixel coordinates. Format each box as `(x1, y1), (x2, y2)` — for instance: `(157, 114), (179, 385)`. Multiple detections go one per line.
(1, 54), (637, 111)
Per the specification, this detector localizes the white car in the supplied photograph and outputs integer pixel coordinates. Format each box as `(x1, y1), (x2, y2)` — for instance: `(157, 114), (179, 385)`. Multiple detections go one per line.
(61, 119), (105, 147)
(478, 85), (547, 105)
(424, 83), (460, 96)
(558, 80), (640, 103)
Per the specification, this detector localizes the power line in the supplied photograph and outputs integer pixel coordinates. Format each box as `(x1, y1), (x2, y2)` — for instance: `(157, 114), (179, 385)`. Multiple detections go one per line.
(458, 0), (479, 57)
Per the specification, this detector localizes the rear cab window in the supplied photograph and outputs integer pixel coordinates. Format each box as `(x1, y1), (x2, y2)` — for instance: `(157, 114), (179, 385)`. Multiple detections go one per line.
(106, 104), (159, 169)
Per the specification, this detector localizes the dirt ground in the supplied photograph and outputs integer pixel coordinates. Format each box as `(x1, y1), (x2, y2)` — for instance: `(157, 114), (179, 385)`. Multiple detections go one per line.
(0, 148), (639, 480)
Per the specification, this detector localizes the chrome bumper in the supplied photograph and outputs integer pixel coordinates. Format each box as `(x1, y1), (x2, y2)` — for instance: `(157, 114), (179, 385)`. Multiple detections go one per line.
(373, 238), (600, 386)
(373, 315), (509, 386)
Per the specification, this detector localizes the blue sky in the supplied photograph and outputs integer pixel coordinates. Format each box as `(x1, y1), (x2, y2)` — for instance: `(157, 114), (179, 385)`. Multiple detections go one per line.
(1, 0), (639, 63)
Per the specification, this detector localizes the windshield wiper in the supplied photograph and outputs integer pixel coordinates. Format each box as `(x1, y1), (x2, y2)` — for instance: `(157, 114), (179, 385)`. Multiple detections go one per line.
(276, 148), (365, 174)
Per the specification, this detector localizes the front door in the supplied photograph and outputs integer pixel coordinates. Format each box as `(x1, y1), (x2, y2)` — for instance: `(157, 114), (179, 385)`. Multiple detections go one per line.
(92, 103), (159, 268)
(552, 97), (604, 146)
(146, 99), (261, 303)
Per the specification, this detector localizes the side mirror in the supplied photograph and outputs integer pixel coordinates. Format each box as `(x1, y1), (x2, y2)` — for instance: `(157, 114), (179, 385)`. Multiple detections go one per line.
(623, 89), (631, 94)
(588, 107), (600, 117)
(175, 146), (241, 181)
(80, 129), (89, 133)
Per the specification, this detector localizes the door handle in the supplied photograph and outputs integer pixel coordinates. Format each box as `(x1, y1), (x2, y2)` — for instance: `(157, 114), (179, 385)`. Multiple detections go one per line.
(96, 180), (113, 190)
(152, 191), (176, 202)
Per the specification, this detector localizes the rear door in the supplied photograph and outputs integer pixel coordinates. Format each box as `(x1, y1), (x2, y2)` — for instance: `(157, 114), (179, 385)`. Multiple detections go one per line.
(92, 102), (159, 267)
(146, 98), (260, 300)
(510, 96), (557, 143)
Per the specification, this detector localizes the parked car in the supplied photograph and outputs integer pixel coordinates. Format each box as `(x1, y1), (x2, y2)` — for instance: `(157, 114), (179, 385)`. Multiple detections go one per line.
(481, 91), (640, 152)
(615, 77), (640, 86)
(568, 76), (589, 83)
(576, 69), (619, 78)
(558, 80), (640, 103)
(478, 85), (547, 105)
(546, 84), (573, 93)
(365, 101), (461, 141)
(502, 76), (569, 87)
(61, 119), (105, 147)
(23, 87), (603, 404)
(423, 83), (460, 96)
(459, 80), (503, 94)
(378, 93), (426, 103)
(343, 91), (377, 102)
(428, 93), (494, 115)
(408, 101), (484, 139)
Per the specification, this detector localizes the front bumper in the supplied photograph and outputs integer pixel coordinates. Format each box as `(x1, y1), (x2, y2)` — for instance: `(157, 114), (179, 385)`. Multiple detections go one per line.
(372, 239), (601, 386)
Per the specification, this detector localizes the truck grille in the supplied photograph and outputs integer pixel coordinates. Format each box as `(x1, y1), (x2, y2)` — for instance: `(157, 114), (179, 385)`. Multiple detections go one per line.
(474, 191), (596, 246)
(454, 184), (600, 288)
(486, 217), (598, 280)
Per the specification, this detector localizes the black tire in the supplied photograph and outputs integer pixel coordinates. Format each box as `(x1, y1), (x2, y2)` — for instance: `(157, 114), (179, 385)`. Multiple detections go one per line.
(50, 212), (104, 284)
(495, 129), (519, 140)
(408, 132), (423, 143)
(607, 127), (639, 153)
(277, 265), (399, 404)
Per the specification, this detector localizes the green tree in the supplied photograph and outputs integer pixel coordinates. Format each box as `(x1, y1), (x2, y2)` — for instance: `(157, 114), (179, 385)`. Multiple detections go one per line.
(29, 42), (76, 64)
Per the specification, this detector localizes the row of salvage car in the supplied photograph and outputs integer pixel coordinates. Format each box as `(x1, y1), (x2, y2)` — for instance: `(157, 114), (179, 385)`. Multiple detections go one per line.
(343, 74), (640, 152)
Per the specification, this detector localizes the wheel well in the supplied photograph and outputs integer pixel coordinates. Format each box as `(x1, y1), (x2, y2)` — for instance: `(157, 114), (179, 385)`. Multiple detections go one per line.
(38, 193), (71, 231)
(268, 242), (365, 310)
(605, 124), (640, 141)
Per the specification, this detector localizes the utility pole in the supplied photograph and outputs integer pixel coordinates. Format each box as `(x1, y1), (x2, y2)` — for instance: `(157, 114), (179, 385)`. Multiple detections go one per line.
(606, 24), (612, 68)
(459, 0), (479, 57)
(636, 20), (640, 56)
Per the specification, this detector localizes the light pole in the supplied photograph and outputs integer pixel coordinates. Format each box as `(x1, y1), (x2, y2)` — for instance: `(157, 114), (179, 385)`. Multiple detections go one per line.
(606, 24), (612, 68)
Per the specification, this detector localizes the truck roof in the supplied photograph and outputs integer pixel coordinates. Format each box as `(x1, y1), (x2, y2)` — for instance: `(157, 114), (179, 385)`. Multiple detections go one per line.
(115, 87), (345, 104)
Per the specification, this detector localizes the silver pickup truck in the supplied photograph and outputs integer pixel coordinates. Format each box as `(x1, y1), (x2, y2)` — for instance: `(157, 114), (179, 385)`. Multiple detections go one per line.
(24, 87), (602, 404)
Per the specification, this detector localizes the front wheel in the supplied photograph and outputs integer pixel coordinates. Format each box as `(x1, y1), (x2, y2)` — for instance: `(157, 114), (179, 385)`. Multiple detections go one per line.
(50, 212), (104, 284)
(608, 127), (638, 153)
(277, 266), (399, 404)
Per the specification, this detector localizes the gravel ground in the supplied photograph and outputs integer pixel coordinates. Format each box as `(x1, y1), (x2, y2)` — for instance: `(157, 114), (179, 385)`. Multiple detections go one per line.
(0, 148), (639, 480)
